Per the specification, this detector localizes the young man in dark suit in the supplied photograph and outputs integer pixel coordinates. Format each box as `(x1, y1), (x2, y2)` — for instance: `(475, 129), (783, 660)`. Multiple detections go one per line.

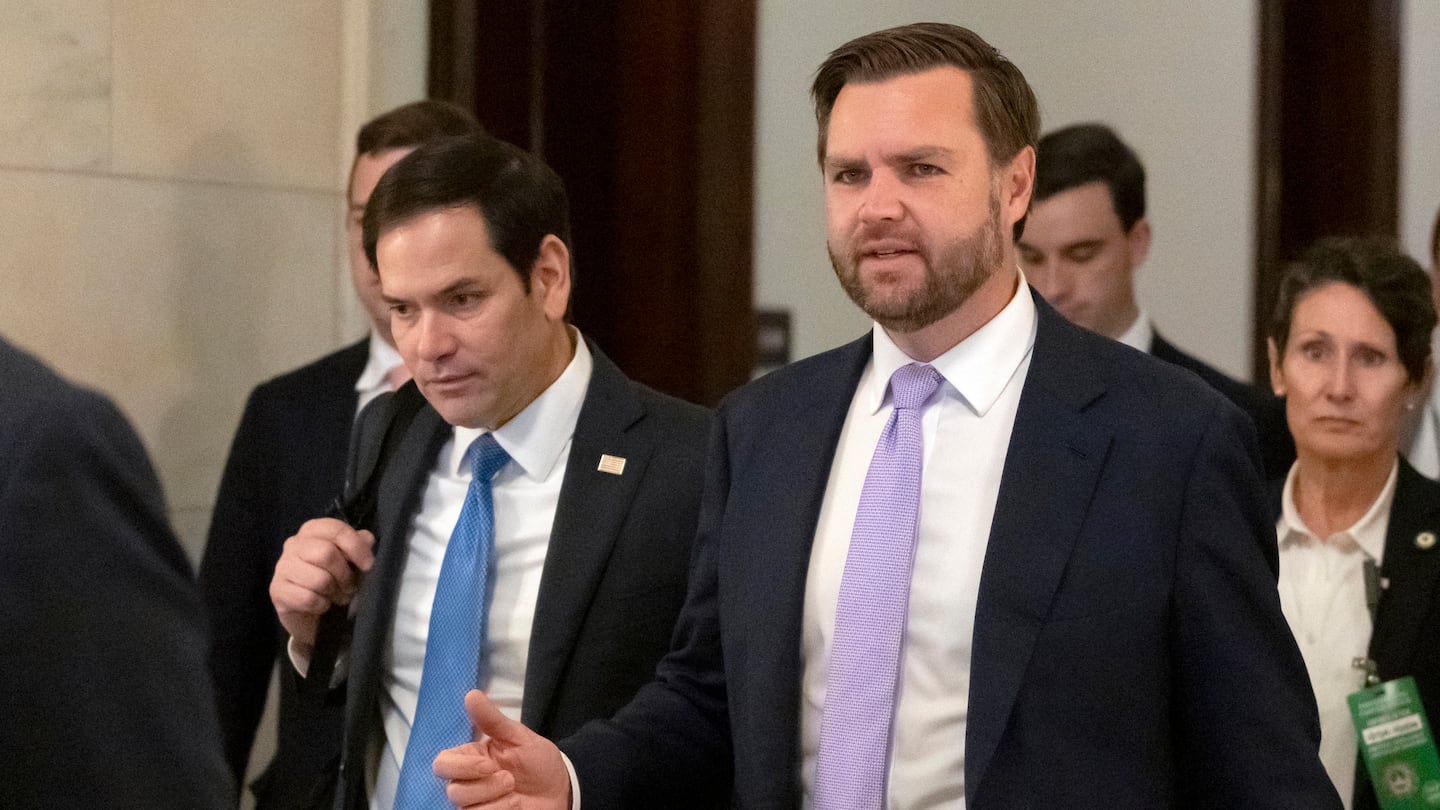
(1017, 122), (1294, 478)
(198, 99), (482, 804)
(0, 336), (232, 808)
(433, 23), (1339, 809)
(268, 133), (711, 809)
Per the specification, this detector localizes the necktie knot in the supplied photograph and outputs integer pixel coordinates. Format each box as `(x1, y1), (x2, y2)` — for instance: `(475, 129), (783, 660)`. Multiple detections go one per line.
(889, 363), (941, 411)
(469, 434), (510, 483)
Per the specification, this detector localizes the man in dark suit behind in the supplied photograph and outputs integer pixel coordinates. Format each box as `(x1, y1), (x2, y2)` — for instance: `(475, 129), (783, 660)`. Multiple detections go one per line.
(0, 336), (231, 808)
(199, 100), (482, 803)
(434, 23), (1339, 809)
(267, 132), (711, 809)
(1017, 122), (1295, 478)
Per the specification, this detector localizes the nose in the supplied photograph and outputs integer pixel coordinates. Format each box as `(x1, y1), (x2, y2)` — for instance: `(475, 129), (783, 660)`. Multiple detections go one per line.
(1030, 262), (1068, 304)
(858, 170), (904, 223)
(1324, 356), (1356, 400)
(413, 311), (456, 364)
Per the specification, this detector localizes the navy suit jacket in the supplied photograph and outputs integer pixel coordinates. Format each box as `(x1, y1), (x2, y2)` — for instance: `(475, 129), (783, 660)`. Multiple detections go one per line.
(325, 342), (712, 810)
(1151, 331), (1295, 480)
(563, 292), (1340, 808)
(1269, 458), (1440, 810)
(200, 339), (367, 804)
(0, 337), (232, 808)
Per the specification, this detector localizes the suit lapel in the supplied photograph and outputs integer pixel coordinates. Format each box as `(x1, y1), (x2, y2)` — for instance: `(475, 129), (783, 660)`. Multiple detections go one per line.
(966, 298), (1112, 799)
(345, 403), (450, 772)
(521, 347), (651, 730)
(738, 336), (873, 780)
(1370, 460), (1440, 678)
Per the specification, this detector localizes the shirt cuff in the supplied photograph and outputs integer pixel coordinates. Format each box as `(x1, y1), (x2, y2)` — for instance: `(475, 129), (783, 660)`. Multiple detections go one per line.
(561, 751), (580, 810)
(286, 636), (349, 688)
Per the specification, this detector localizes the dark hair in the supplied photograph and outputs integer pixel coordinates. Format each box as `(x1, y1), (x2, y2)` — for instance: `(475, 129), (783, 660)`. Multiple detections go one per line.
(356, 99), (481, 156)
(348, 100), (483, 195)
(1034, 123), (1146, 231)
(811, 22), (1039, 241)
(1269, 236), (1435, 382)
(1431, 204), (1439, 267)
(362, 133), (572, 290)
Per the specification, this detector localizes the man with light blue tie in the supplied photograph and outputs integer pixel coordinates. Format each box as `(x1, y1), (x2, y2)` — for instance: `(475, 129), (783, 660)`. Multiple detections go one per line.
(430, 22), (1341, 809)
(267, 132), (712, 809)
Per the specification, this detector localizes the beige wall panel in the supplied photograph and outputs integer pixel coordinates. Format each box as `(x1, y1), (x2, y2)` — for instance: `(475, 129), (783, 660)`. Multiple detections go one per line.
(0, 0), (112, 171)
(0, 167), (342, 555)
(111, 0), (344, 190)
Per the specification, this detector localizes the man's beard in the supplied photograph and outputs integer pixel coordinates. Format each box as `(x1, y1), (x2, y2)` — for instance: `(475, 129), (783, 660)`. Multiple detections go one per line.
(829, 191), (1004, 334)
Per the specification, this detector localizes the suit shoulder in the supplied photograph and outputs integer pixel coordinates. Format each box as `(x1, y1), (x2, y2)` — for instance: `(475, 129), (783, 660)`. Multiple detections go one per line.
(1152, 333), (1265, 405)
(248, 340), (368, 403)
(1051, 324), (1243, 441)
(721, 336), (869, 415)
(627, 381), (713, 442)
(0, 340), (139, 458)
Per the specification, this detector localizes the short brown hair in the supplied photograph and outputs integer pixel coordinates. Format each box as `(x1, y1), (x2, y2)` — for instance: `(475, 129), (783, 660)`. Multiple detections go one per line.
(811, 23), (1039, 240)
(348, 100), (483, 195)
(812, 22), (1038, 168)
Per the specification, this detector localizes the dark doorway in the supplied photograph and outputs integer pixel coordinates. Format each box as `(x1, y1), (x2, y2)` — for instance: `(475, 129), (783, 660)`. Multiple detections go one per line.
(430, 1), (758, 406)
(1254, 0), (1400, 380)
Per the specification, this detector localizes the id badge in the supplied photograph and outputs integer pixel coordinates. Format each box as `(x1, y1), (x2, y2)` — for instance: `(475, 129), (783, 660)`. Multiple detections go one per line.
(1348, 676), (1440, 808)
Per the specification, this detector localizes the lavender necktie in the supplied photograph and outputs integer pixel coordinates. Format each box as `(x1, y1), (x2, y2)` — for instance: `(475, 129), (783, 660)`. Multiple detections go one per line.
(813, 362), (942, 810)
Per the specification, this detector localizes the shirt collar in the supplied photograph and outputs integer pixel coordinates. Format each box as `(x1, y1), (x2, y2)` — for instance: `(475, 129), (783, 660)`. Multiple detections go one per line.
(863, 270), (1037, 417)
(447, 329), (592, 482)
(354, 331), (406, 394)
(1118, 310), (1153, 353)
(1277, 458), (1399, 562)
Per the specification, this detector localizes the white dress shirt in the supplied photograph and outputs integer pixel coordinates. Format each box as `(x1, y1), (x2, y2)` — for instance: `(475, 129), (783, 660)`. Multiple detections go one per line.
(1116, 309), (1153, 354)
(369, 337), (593, 809)
(1276, 459), (1398, 810)
(354, 331), (408, 415)
(800, 278), (1036, 809)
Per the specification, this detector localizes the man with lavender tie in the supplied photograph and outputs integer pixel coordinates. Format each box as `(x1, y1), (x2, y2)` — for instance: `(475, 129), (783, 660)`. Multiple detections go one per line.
(434, 23), (1340, 809)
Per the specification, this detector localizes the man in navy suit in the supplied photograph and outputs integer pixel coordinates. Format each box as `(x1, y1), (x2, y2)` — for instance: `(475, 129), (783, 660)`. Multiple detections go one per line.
(268, 133), (711, 809)
(433, 22), (1340, 808)
(1017, 122), (1294, 478)
(199, 100), (482, 805)
(0, 337), (232, 808)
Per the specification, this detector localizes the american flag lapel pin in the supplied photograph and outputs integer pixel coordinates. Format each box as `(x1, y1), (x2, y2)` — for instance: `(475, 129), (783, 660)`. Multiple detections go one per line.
(597, 454), (626, 475)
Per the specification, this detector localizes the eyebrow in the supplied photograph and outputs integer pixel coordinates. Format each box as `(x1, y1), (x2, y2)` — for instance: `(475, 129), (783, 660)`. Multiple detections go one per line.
(381, 277), (480, 306)
(823, 146), (957, 172)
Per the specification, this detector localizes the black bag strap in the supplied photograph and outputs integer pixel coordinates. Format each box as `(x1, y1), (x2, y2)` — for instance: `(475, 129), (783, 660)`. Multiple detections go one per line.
(302, 382), (427, 694)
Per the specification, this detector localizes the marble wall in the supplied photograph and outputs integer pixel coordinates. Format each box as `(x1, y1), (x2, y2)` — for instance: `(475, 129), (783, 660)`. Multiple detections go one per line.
(0, 1), (426, 560)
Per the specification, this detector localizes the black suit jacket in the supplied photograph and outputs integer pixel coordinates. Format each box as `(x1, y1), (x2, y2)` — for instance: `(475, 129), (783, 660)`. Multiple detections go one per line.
(563, 292), (1338, 808)
(1151, 331), (1295, 479)
(324, 342), (711, 809)
(1269, 458), (1440, 810)
(199, 339), (367, 802)
(0, 337), (232, 808)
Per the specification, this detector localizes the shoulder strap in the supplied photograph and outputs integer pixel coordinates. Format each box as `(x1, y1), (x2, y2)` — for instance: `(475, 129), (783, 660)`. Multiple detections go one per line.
(303, 380), (428, 695)
(340, 381), (427, 532)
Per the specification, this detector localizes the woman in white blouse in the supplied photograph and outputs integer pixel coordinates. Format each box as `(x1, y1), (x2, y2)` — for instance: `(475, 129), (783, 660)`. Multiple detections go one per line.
(1266, 236), (1440, 810)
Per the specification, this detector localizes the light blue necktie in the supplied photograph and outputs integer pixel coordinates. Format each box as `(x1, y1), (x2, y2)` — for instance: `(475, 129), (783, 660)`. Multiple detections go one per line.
(393, 433), (509, 807)
(813, 363), (942, 810)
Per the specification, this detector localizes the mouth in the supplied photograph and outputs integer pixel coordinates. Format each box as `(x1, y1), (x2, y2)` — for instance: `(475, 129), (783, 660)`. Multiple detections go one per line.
(422, 372), (475, 393)
(859, 241), (921, 264)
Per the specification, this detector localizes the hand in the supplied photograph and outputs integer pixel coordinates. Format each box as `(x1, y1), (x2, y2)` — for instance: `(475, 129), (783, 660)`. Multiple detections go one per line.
(434, 690), (571, 810)
(269, 517), (375, 653)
